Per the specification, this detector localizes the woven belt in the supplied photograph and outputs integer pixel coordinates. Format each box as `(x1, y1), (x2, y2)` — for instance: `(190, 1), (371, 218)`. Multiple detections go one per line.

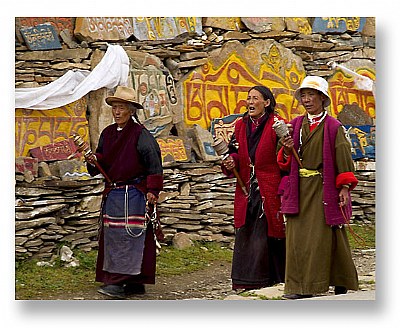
(106, 177), (143, 189)
(299, 168), (321, 178)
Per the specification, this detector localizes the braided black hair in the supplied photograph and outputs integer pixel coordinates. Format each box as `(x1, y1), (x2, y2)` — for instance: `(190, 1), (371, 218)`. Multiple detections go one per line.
(127, 103), (142, 125)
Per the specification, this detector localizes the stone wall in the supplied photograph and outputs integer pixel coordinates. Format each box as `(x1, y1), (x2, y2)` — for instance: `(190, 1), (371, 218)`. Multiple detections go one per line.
(15, 178), (103, 259)
(15, 17), (376, 259)
(15, 160), (375, 260)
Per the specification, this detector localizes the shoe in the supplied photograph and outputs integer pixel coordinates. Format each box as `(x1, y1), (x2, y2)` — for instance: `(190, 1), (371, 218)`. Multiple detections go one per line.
(97, 284), (126, 299)
(124, 283), (146, 295)
(283, 293), (313, 300)
(334, 286), (348, 295)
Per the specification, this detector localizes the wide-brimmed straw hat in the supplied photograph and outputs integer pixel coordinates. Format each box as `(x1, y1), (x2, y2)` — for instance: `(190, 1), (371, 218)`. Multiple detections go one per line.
(294, 76), (331, 107)
(105, 86), (143, 109)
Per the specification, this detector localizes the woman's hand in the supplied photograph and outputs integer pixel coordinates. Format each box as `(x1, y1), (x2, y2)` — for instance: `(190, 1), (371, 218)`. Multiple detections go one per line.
(339, 186), (350, 207)
(281, 135), (294, 155)
(222, 155), (235, 171)
(85, 153), (97, 166)
(147, 192), (158, 205)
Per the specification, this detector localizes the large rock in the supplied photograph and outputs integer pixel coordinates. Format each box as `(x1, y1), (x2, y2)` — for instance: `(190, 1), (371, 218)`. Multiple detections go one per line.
(49, 159), (91, 181)
(202, 17), (245, 31)
(88, 87), (114, 151)
(188, 125), (219, 162)
(15, 204), (66, 220)
(16, 48), (91, 61)
(337, 104), (374, 126)
(15, 217), (57, 230)
(172, 232), (194, 249)
(131, 17), (202, 41)
(74, 17), (134, 42)
(285, 17), (312, 34)
(241, 17), (285, 33)
(124, 50), (179, 136)
(281, 39), (334, 52)
(78, 195), (102, 213)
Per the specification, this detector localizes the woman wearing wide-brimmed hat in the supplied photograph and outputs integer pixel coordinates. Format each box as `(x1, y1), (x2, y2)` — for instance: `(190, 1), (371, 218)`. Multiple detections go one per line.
(85, 86), (163, 299)
(277, 76), (359, 299)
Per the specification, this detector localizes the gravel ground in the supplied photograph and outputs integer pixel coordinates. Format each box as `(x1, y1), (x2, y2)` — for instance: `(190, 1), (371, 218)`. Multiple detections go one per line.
(43, 248), (375, 301)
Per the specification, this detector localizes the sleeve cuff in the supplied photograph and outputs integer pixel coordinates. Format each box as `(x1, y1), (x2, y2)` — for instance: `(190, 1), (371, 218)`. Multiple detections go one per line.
(336, 172), (358, 191)
(277, 147), (292, 171)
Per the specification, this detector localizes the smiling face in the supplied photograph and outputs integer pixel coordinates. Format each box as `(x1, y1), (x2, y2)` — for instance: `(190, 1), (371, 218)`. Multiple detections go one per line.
(246, 89), (270, 119)
(299, 88), (326, 115)
(111, 101), (134, 128)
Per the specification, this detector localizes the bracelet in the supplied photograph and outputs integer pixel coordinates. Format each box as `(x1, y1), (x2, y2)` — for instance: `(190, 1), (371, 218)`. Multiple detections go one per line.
(342, 184), (350, 189)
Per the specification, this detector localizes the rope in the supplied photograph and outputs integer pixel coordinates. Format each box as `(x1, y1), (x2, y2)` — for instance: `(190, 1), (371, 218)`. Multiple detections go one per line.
(340, 205), (366, 248)
(145, 201), (162, 252)
(124, 185), (146, 238)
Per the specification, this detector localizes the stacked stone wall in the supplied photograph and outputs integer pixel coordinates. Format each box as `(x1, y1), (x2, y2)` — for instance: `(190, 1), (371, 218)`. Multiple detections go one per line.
(15, 162), (375, 260)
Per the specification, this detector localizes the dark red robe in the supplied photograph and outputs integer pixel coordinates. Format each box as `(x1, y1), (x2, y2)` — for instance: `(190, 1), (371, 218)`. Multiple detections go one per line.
(87, 118), (163, 285)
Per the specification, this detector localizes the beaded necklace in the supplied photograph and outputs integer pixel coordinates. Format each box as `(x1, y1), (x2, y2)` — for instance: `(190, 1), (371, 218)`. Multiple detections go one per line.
(249, 111), (266, 128)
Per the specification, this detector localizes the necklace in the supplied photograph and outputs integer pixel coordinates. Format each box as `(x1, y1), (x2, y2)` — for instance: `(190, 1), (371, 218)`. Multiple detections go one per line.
(250, 112), (265, 127)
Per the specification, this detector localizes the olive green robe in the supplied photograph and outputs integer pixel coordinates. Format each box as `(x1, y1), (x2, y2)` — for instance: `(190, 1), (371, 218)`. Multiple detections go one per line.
(284, 117), (358, 295)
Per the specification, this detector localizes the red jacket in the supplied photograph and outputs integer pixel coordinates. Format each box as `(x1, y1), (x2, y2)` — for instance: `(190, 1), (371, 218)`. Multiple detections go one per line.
(229, 114), (285, 239)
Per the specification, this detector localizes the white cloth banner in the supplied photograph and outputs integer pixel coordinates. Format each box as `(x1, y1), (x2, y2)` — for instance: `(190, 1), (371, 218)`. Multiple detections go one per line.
(15, 44), (130, 110)
(328, 61), (375, 97)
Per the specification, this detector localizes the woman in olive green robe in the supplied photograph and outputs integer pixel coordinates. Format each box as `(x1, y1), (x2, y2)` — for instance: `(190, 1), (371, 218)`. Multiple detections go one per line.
(278, 76), (359, 299)
(284, 119), (358, 296)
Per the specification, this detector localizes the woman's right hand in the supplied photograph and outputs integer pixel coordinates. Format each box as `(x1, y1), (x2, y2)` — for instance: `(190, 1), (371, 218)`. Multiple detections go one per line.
(85, 153), (97, 166)
(222, 155), (235, 171)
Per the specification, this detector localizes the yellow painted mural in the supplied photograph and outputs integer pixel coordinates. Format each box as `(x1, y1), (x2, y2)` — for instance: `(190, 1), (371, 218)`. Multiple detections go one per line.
(183, 48), (305, 129)
(293, 17), (312, 34)
(132, 17), (202, 41)
(323, 17), (363, 32)
(15, 98), (89, 157)
(157, 137), (188, 162)
(328, 68), (376, 119)
(183, 41), (375, 130)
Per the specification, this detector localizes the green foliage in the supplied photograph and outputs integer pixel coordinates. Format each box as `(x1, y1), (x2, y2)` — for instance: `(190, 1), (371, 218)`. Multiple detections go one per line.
(156, 241), (233, 276)
(15, 249), (99, 299)
(348, 224), (375, 249)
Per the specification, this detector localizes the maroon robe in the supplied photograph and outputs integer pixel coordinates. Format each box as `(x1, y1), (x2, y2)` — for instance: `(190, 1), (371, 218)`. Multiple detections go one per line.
(88, 118), (163, 285)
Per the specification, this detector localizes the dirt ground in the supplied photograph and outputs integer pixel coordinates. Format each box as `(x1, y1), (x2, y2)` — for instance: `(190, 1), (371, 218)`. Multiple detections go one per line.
(46, 249), (375, 301)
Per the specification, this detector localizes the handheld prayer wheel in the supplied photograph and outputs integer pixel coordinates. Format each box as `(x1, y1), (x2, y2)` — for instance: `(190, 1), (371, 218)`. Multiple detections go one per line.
(213, 137), (248, 196)
(272, 119), (303, 168)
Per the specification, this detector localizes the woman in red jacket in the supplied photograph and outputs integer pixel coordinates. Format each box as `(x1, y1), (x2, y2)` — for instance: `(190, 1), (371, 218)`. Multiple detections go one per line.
(222, 86), (286, 291)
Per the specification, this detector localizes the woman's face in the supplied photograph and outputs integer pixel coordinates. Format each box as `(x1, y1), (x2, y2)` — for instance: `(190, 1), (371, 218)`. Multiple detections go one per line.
(247, 89), (270, 119)
(299, 88), (326, 115)
(111, 101), (133, 128)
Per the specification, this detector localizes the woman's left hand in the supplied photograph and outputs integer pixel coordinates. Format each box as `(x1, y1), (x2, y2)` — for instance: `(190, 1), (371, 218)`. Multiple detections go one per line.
(339, 187), (350, 207)
(222, 155), (235, 171)
(147, 192), (158, 205)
